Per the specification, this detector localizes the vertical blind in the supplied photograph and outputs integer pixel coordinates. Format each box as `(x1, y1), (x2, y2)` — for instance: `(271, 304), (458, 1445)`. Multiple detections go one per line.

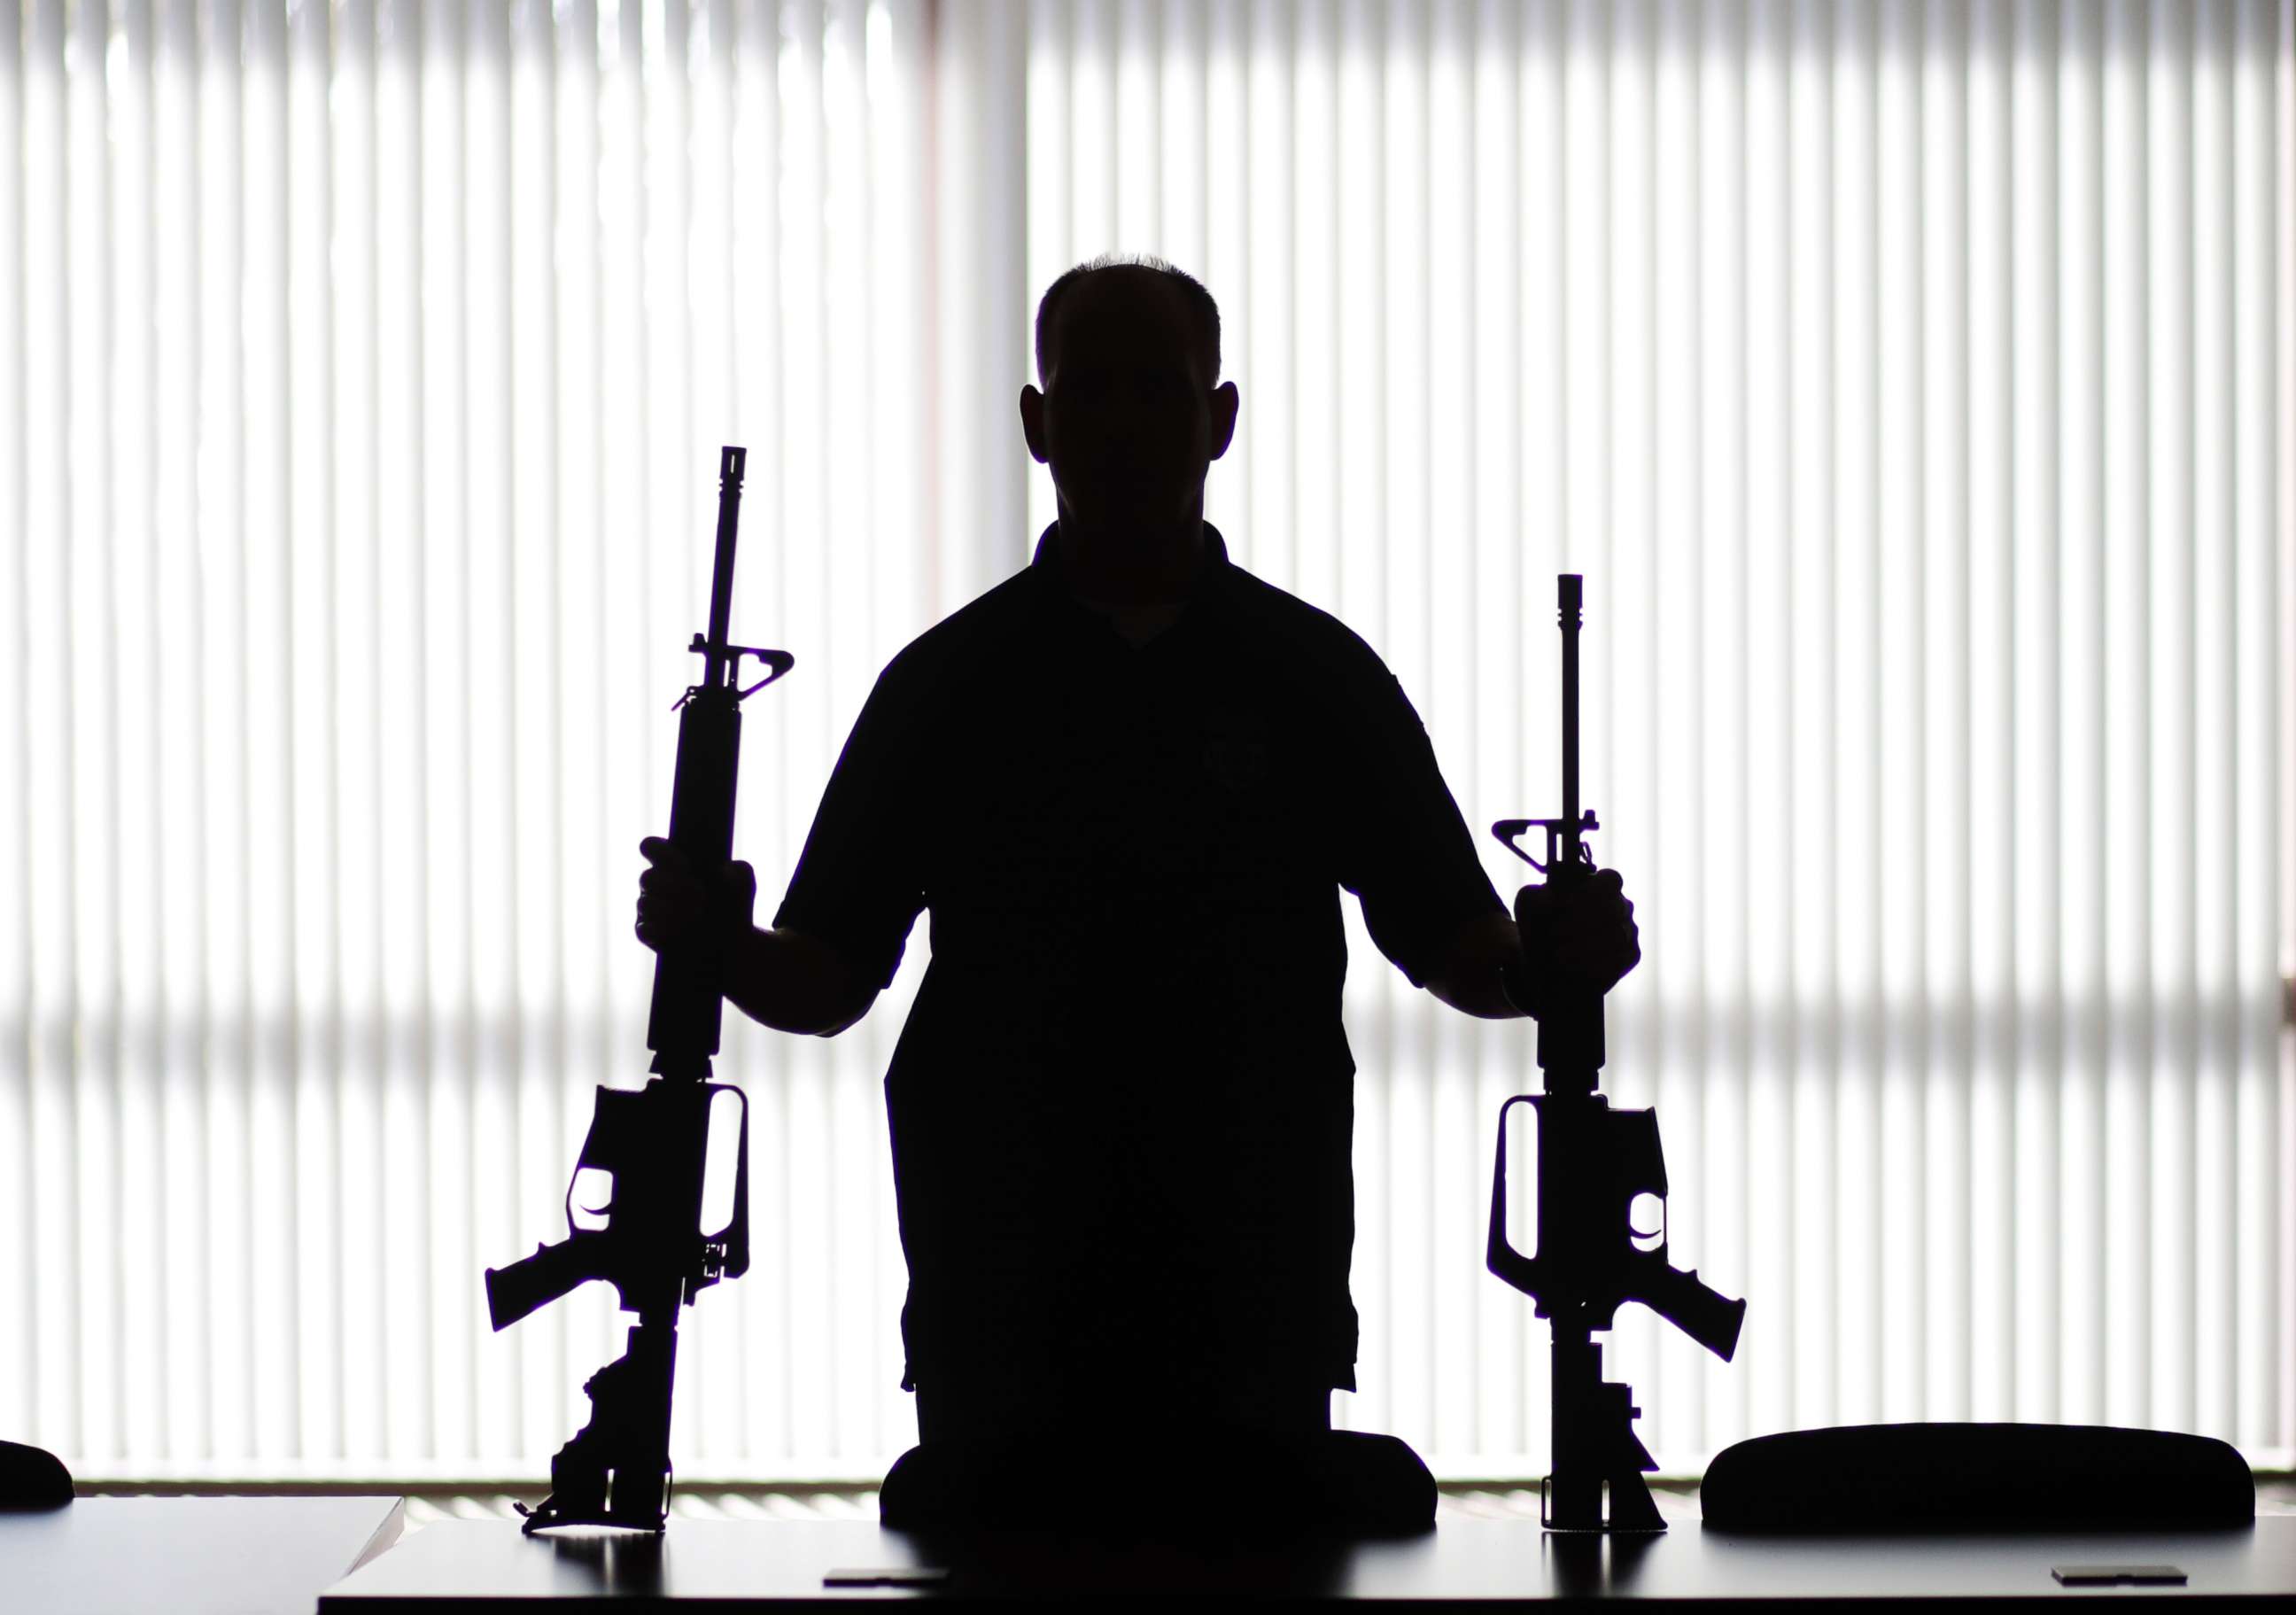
(3, 0), (2290, 1484)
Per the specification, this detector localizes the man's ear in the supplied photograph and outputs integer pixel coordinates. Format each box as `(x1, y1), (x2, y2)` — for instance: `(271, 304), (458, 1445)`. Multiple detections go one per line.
(1020, 384), (1049, 463)
(1209, 381), (1239, 460)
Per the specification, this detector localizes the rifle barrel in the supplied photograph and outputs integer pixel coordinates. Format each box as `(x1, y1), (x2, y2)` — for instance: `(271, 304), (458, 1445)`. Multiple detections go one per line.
(1559, 573), (1582, 867)
(704, 446), (748, 686)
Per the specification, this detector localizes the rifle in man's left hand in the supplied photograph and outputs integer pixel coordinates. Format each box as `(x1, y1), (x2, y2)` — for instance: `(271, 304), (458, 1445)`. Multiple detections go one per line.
(484, 446), (793, 1533)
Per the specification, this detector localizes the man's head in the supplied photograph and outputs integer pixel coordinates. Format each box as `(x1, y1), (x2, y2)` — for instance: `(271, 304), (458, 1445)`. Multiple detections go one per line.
(1020, 254), (1240, 529)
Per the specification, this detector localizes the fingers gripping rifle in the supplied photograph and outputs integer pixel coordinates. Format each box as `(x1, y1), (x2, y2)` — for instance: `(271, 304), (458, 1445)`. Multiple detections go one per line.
(484, 447), (793, 1533)
(1487, 574), (1746, 1533)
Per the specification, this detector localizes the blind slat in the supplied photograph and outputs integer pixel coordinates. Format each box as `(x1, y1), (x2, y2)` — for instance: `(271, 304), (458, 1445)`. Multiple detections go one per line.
(9, 0), (2288, 1483)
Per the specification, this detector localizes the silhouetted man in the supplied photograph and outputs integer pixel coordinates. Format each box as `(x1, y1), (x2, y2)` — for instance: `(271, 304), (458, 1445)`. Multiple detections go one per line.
(635, 254), (1640, 1531)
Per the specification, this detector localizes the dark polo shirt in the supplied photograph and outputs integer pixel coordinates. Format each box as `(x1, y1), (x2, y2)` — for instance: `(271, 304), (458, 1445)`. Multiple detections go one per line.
(771, 520), (1504, 1405)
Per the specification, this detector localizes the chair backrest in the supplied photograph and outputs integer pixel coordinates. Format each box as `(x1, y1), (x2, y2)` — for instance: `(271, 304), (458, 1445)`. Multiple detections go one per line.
(1700, 1424), (2253, 1533)
(879, 1426), (1437, 1534)
(0, 1440), (74, 1510)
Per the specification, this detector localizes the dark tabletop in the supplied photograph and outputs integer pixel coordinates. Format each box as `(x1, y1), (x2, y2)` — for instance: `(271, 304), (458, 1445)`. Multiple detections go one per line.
(4, 1495), (405, 1615)
(318, 1510), (2296, 1610)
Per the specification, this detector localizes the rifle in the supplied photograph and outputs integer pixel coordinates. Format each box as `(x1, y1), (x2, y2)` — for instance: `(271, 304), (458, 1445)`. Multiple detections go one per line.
(484, 446), (794, 1533)
(1487, 572), (1746, 1533)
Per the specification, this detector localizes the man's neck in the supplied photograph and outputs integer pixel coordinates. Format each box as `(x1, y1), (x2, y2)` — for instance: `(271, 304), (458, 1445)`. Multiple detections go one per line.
(1054, 502), (1206, 615)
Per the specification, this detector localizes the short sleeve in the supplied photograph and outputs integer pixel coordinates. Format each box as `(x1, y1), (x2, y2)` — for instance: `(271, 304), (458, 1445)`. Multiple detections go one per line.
(769, 656), (930, 994)
(1331, 658), (1507, 990)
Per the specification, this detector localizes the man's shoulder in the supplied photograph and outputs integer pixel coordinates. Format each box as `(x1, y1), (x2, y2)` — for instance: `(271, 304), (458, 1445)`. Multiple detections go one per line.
(1219, 564), (1407, 701)
(875, 568), (1040, 692)
(871, 553), (1402, 703)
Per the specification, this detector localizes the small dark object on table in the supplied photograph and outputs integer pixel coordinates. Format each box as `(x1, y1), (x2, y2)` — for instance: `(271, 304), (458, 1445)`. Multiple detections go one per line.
(821, 1565), (950, 1588)
(2052, 1564), (2188, 1585)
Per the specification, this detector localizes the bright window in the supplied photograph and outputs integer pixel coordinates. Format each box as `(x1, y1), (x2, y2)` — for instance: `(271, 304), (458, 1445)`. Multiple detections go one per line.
(4, 0), (2288, 1482)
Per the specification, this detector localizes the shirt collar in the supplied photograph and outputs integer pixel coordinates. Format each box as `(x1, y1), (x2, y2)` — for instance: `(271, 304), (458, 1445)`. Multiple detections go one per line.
(1028, 518), (1233, 610)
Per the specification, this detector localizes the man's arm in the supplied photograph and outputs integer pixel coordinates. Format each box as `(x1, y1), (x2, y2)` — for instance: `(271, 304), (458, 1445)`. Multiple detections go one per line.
(762, 651), (929, 1017)
(633, 842), (880, 1036)
(722, 924), (880, 1037)
(1423, 909), (1532, 1021)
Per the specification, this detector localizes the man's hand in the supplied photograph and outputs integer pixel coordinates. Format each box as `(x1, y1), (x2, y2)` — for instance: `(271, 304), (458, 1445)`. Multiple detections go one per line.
(1512, 867), (1641, 1009)
(634, 835), (757, 956)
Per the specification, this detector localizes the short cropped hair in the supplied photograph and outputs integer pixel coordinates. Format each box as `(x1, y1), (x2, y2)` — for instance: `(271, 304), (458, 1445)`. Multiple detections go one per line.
(1034, 252), (1222, 390)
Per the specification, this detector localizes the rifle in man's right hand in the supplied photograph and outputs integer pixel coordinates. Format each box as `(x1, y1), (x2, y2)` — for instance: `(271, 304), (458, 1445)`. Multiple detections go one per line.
(1486, 572), (1747, 1533)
